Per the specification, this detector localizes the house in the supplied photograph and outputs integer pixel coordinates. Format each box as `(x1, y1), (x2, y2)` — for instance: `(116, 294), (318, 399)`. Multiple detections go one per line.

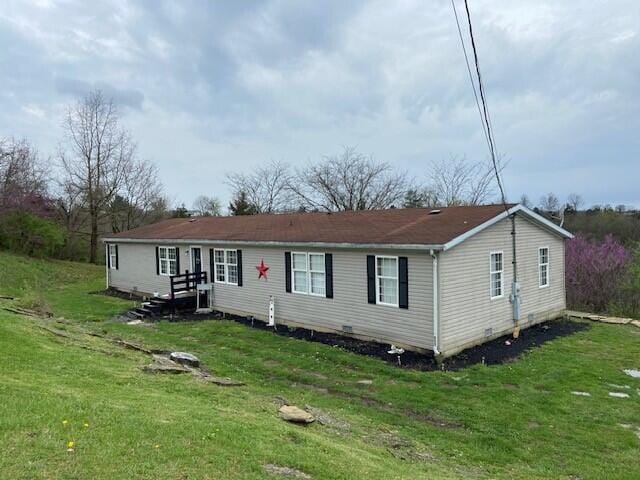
(102, 204), (573, 358)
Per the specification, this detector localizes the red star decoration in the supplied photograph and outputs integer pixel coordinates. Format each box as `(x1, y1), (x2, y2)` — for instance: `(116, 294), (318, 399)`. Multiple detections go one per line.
(255, 259), (269, 280)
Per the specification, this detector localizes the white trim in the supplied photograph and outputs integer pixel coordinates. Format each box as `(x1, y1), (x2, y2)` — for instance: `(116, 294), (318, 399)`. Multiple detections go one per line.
(443, 204), (573, 251)
(538, 246), (550, 288)
(158, 246), (177, 276)
(375, 255), (399, 307)
(213, 248), (238, 286)
(291, 251), (326, 297)
(291, 251), (309, 294)
(489, 250), (504, 300)
(430, 249), (440, 355)
(108, 244), (117, 270)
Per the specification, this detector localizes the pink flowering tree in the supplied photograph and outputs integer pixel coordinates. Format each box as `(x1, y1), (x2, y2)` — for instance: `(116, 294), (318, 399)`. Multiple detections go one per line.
(565, 234), (631, 312)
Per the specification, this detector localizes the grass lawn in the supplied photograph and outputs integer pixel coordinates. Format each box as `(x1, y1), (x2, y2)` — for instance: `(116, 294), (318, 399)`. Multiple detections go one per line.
(0, 251), (639, 479)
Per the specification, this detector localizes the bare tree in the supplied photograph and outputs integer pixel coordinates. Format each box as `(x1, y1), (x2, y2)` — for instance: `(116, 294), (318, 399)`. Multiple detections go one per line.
(60, 90), (134, 263)
(289, 147), (408, 211)
(519, 194), (532, 208)
(110, 158), (166, 232)
(539, 192), (560, 213)
(566, 193), (584, 212)
(192, 195), (222, 216)
(0, 137), (49, 214)
(225, 160), (292, 213)
(402, 188), (439, 208)
(426, 154), (505, 206)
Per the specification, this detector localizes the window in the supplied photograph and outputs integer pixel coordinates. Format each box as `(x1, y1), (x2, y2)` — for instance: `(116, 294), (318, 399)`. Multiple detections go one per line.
(158, 246), (177, 276)
(108, 244), (117, 269)
(292, 252), (326, 296)
(214, 249), (238, 285)
(376, 256), (398, 306)
(490, 252), (503, 299)
(539, 247), (549, 288)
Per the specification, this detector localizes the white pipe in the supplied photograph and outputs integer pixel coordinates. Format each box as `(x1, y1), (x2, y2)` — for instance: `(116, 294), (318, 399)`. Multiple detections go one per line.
(430, 249), (440, 356)
(105, 243), (109, 289)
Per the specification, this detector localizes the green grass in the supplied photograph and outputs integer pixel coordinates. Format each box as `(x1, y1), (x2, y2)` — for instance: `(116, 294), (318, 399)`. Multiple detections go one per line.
(0, 250), (639, 479)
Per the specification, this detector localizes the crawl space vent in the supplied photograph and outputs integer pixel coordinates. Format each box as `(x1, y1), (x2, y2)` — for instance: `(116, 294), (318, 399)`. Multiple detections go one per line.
(484, 327), (493, 337)
(342, 325), (353, 334)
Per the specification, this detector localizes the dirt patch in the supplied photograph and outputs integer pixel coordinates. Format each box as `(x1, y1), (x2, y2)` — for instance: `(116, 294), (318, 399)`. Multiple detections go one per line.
(406, 410), (463, 429)
(168, 310), (589, 370)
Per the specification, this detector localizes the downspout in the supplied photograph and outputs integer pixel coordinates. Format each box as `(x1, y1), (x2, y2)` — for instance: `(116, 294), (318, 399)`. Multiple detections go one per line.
(510, 214), (521, 330)
(430, 249), (440, 356)
(105, 243), (109, 290)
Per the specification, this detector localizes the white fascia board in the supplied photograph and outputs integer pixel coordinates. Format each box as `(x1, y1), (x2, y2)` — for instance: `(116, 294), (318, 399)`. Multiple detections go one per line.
(101, 237), (445, 252)
(443, 204), (574, 251)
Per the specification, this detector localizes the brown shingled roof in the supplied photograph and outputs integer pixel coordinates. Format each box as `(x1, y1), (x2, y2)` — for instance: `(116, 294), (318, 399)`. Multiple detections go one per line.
(107, 204), (514, 246)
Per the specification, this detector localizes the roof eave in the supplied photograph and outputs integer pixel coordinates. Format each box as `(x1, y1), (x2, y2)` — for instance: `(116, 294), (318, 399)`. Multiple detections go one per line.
(442, 204), (573, 251)
(101, 237), (445, 251)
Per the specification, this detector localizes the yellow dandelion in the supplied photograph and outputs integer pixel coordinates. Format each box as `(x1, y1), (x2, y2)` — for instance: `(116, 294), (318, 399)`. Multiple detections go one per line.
(67, 441), (75, 448)
(83, 422), (89, 428)
(154, 444), (160, 449)
(62, 420), (68, 426)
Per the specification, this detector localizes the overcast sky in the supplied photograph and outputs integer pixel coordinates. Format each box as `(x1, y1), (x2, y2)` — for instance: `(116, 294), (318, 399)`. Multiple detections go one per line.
(1, 0), (639, 209)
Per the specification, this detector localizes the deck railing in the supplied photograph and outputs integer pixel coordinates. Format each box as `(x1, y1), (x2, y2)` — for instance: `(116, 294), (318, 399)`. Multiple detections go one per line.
(169, 270), (208, 313)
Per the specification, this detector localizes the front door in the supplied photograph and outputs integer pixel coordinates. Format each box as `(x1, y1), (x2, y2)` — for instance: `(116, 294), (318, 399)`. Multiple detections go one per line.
(191, 247), (202, 273)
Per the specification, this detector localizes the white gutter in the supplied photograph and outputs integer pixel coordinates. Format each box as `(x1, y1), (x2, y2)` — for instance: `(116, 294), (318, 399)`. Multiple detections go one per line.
(101, 237), (445, 252)
(430, 249), (440, 356)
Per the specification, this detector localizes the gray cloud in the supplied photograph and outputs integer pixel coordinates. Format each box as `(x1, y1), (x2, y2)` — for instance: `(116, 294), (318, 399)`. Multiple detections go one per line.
(0, 0), (638, 208)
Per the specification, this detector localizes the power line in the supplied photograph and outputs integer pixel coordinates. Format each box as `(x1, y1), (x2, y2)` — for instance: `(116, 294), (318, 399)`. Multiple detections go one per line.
(450, 0), (491, 155)
(452, 0), (509, 212)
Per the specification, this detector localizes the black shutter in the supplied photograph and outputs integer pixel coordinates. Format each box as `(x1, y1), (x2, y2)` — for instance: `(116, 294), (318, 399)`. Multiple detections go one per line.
(107, 244), (111, 269)
(175, 247), (180, 274)
(209, 248), (215, 281)
(237, 250), (243, 286)
(399, 256), (408, 309)
(366, 255), (376, 304)
(325, 253), (333, 298)
(155, 246), (160, 275)
(115, 244), (119, 270)
(284, 252), (292, 293)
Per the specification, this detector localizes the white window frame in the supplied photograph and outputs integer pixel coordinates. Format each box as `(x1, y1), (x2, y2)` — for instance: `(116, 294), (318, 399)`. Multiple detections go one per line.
(213, 248), (238, 286)
(538, 246), (550, 288)
(108, 244), (117, 270)
(291, 252), (326, 296)
(489, 251), (504, 300)
(158, 246), (177, 276)
(375, 255), (399, 307)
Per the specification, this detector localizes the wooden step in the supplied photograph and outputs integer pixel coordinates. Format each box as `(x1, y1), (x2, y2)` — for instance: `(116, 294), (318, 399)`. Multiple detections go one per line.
(135, 307), (155, 317)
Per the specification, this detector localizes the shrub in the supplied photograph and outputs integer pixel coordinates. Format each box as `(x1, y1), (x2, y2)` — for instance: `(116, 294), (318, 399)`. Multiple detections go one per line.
(565, 234), (630, 312)
(609, 243), (640, 318)
(0, 210), (66, 257)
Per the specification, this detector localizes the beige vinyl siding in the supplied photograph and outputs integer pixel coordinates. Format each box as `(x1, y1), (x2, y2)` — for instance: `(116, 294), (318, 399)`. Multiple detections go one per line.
(438, 215), (566, 355)
(108, 243), (434, 351)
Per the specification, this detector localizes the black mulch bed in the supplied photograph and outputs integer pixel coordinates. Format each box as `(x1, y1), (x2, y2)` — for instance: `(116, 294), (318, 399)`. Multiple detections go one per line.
(95, 289), (589, 370)
(163, 310), (590, 371)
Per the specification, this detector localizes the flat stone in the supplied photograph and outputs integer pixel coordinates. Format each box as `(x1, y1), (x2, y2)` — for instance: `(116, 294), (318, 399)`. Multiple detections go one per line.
(356, 379), (373, 385)
(143, 363), (190, 374)
(127, 319), (144, 325)
(623, 369), (640, 379)
(571, 391), (591, 397)
(609, 392), (630, 398)
(204, 376), (245, 386)
(598, 317), (632, 324)
(278, 405), (315, 424)
(631, 320), (640, 329)
(607, 383), (630, 389)
(170, 351), (200, 367)
(263, 464), (311, 479)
